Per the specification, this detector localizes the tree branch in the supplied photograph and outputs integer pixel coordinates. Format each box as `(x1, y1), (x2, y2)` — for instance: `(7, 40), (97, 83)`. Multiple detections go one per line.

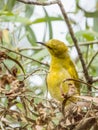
(87, 51), (98, 69)
(0, 46), (49, 67)
(57, 0), (91, 84)
(19, 47), (43, 51)
(68, 40), (98, 47)
(79, 40), (98, 46)
(63, 78), (95, 89)
(16, 0), (93, 85)
(73, 117), (96, 130)
(92, 77), (98, 83)
(16, 0), (57, 6)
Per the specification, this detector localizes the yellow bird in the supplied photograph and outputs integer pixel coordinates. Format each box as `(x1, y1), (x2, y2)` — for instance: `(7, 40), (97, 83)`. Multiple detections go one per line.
(38, 39), (80, 104)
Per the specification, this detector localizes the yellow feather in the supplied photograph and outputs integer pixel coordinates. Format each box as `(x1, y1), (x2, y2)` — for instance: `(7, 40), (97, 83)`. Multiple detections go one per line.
(40, 39), (80, 104)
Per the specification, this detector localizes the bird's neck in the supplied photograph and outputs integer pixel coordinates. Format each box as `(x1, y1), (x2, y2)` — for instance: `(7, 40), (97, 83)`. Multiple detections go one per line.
(50, 53), (69, 70)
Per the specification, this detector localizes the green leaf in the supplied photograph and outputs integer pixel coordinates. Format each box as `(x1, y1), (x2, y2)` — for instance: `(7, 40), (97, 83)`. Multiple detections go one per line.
(32, 16), (63, 24)
(17, 103), (24, 110)
(25, 5), (35, 18)
(9, 122), (21, 128)
(32, 49), (48, 60)
(0, 11), (13, 16)
(0, 12), (32, 25)
(66, 34), (73, 44)
(66, 30), (97, 44)
(43, 7), (53, 39)
(37, 0), (47, 2)
(3, 59), (15, 69)
(93, 18), (98, 32)
(7, 55), (25, 75)
(76, 0), (79, 4)
(0, 0), (5, 10)
(25, 26), (37, 46)
(42, 23), (47, 41)
(80, 31), (95, 41)
(6, 0), (16, 11)
(85, 11), (98, 17)
(1, 97), (8, 108)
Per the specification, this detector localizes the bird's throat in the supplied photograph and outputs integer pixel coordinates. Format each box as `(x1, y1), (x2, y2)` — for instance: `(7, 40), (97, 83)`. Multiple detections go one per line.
(50, 51), (72, 71)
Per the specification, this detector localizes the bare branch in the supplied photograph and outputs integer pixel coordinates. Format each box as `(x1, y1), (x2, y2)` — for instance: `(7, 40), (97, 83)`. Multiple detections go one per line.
(23, 68), (46, 81)
(16, 0), (57, 6)
(63, 78), (95, 89)
(92, 77), (98, 83)
(79, 40), (98, 46)
(68, 40), (98, 47)
(73, 117), (96, 130)
(19, 46), (43, 51)
(0, 46), (49, 67)
(18, 41), (98, 51)
(87, 51), (98, 69)
(16, 0), (94, 86)
(57, 0), (91, 85)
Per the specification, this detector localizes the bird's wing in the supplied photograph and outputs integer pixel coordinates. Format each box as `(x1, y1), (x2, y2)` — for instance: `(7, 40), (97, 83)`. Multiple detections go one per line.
(63, 59), (80, 93)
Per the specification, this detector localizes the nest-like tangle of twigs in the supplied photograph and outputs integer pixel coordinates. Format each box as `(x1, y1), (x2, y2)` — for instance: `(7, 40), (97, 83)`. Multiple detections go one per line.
(0, 73), (98, 130)
(0, 50), (98, 130)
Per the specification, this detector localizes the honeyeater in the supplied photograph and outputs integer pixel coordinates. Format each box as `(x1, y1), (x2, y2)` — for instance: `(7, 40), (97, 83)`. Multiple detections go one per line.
(38, 39), (80, 104)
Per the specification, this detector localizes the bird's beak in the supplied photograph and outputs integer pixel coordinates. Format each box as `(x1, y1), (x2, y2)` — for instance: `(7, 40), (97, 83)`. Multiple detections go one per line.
(36, 42), (47, 47)
(36, 42), (52, 49)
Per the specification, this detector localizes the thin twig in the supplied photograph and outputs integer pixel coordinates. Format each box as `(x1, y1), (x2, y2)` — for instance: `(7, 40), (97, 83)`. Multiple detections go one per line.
(73, 117), (96, 130)
(17, 41), (98, 52)
(16, 0), (57, 6)
(85, 46), (89, 64)
(79, 40), (98, 46)
(2, 62), (12, 74)
(19, 47), (43, 51)
(57, 0), (91, 84)
(77, 3), (87, 13)
(84, 100), (93, 118)
(23, 69), (39, 81)
(23, 96), (39, 116)
(63, 78), (96, 89)
(92, 77), (98, 83)
(0, 46), (49, 67)
(15, 0), (95, 86)
(62, 95), (71, 117)
(68, 40), (98, 48)
(87, 51), (98, 69)
(23, 68), (48, 81)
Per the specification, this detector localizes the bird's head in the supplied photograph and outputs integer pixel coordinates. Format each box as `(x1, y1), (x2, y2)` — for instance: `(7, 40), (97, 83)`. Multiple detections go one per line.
(37, 39), (68, 58)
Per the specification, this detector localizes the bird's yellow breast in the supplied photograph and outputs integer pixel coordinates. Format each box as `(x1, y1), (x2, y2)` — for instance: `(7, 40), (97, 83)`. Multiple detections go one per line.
(47, 64), (76, 101)
(38, 39), (80, 103)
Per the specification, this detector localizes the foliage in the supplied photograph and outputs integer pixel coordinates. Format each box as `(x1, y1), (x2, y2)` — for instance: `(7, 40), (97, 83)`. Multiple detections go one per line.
(0, 0), (98, 129)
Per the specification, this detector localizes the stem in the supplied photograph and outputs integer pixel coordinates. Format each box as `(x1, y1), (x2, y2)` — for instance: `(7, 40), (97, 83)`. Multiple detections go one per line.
(57, 0), (91, 84)
(16, 0), (57, 6)
(92, 77), (98, 83)
(87, 51), (98, 69)
(0, 46), (49, 67)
